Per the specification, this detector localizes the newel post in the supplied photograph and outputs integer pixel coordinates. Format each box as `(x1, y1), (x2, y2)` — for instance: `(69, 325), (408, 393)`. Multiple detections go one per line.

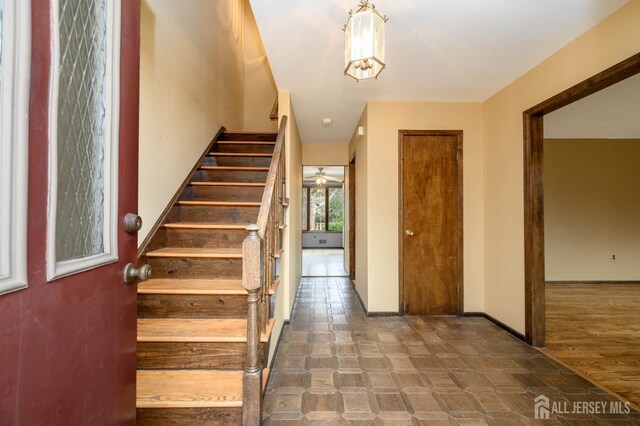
(242, 224), (263, 425)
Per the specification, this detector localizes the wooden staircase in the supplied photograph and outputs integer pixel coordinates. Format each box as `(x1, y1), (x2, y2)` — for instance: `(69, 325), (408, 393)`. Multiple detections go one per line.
(136, 129), (284, 425)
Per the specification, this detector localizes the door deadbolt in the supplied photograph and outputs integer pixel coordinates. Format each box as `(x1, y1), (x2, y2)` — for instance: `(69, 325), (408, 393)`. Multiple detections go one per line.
(405, 229), (415, 237)
(124, 213), (143, 233)
(124, 263), (152, 284)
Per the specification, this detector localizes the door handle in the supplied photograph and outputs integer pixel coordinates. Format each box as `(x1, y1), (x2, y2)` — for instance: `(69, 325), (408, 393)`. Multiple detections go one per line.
(124, 263), (152, 284)
(405, 229), (415, 237)
(123, 213), (143, 234)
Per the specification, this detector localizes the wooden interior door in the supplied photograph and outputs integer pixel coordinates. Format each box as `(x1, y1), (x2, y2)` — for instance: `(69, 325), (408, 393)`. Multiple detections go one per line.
(399, 131), (463, 315)
(0, 1), (141, 423)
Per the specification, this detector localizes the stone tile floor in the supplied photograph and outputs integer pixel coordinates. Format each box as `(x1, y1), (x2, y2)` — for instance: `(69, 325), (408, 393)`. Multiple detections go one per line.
(263, 277), (640, 425)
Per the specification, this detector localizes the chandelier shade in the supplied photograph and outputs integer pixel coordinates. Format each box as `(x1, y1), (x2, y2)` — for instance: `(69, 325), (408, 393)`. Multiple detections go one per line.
(344, 1), (387, 81)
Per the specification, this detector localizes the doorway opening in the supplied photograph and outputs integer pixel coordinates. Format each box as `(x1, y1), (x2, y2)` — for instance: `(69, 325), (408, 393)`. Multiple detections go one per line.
(523, 52), (640, 348)
(531, 63), (640, 410)
(301, 166), (347, 277)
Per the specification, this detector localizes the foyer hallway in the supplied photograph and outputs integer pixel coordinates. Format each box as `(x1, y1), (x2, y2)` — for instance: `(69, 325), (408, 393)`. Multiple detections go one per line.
(263, 278), (639, 424)
(302, 249), (348, 277)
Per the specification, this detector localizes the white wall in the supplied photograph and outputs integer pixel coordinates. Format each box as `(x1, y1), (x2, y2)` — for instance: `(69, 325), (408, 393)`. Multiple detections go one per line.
(544, 74), (640, 140)
(483, 0), (640, 333)
(544, 139), (640, 281)
(302, 232), (343, 249)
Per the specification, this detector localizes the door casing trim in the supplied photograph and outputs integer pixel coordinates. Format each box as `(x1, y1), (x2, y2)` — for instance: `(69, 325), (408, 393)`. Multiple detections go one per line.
(398, 130), (464, 316)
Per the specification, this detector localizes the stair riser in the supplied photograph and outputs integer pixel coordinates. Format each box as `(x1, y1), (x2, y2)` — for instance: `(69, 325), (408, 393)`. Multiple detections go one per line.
(220, 133), (277, 142)
(217, 143), (274, 154)
(192, 169), (268, 183)
(176, 205), (259, 223)
(137, 342), (265, 369)
(148, 257), (242, 280)
(182, 186), (264, 202)
(165, 228), (246, 249)
(203, 156), (272, 167)
(138, 294), (247, 319)
(137, 408), (241, 425)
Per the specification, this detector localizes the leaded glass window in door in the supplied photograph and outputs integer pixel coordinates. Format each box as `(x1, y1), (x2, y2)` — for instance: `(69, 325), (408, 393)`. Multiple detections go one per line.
(48, 0), (120, 280)
(55, 0), (107, 262)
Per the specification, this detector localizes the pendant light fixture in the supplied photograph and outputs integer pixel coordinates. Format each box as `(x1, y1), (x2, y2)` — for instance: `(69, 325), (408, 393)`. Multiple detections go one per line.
(343, 0), (388, 81)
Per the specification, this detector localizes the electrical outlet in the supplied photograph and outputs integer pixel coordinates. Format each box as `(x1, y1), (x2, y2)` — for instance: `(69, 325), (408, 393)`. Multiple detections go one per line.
(611, 254), (616, 260)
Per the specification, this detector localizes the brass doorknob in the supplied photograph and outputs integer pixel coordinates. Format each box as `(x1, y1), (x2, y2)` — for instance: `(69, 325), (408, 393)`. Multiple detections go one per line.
(124, 213), (143, 233)
(405, 229), (415, 237)
(124, 263), (152, 284)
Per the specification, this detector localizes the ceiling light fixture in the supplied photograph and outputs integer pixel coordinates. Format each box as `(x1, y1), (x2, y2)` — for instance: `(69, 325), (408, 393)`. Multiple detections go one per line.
(343, 0), (388, 82)
(314, 168), (331, 187)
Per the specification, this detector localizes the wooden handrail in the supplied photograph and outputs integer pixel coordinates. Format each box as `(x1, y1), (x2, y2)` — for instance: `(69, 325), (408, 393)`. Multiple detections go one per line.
(241, 116), (287, 426)
(256, 116), (287, 238)
(269, 98), (279, 121)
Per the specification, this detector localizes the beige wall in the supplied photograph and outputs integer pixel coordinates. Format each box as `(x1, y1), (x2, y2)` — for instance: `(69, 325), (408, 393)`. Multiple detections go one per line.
(349, 102), (485, 313)
(544, 139), (640, 281)
(302, 144), (350, 165)
(348, 109), (369, 307)
(483, 0), (640, 333)
(269, 91), (303, 361)
(139, 0), (277, 242)
(243, 0), (278, 133)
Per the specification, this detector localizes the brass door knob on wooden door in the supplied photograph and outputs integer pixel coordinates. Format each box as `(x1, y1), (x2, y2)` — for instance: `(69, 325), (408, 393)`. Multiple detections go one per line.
(405, 229), (415, 237)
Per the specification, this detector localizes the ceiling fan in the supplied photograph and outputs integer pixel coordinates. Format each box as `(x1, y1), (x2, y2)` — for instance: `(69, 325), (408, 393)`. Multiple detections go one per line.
(303, 167), (343, 186)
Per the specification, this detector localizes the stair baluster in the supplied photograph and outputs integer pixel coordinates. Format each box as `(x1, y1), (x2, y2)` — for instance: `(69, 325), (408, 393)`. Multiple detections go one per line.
(242, 116), (287, 425)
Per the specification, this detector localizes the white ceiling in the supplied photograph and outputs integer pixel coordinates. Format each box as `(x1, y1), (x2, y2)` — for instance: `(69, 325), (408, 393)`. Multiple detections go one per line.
(249, 0), (629, 145)
(545, 73), (640, 139)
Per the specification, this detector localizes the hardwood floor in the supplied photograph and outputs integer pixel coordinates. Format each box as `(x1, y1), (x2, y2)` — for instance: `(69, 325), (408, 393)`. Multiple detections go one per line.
(544, 283), (640, 410)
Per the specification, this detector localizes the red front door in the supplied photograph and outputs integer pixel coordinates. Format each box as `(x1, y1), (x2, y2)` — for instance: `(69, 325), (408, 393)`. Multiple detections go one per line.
(0, 1), (140, 424)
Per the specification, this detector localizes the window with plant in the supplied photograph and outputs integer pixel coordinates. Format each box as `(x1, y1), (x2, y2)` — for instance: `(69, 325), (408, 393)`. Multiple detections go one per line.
(302, 186), (344, 232)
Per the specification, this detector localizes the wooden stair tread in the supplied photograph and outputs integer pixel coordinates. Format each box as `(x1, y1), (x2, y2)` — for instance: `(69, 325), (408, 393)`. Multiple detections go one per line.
(146, 247), (242, 259)
(137, 318), (276, 343)
(138, 279), (245, 295)
(137, 370), (243, 408)
(164, 223), (251, 230)
(199, 166), (270, 172)
(178, 201), (260, 207)
(209, 152), (272, 157)
(189, 181), (266, 187)
(218, 141), (276, 145)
